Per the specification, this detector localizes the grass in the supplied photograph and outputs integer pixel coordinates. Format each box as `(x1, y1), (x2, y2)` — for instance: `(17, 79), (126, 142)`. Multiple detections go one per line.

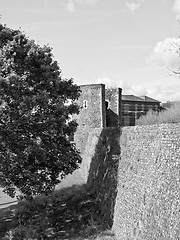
(0, 184), (116, 240)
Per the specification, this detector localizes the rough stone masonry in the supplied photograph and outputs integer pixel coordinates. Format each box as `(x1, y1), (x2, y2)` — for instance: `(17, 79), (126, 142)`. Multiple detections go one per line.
(113, 123), (180, 240)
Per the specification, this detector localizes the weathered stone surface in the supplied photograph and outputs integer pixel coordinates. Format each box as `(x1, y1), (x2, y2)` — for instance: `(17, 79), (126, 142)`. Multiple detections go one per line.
(75, 84), (106, 128)
(105, 88), (122, 128)
(57, 127), (121, 229)
(56, 128), (102, 189)
(113, 123), (180, 240)
(87, 128), (121, 228)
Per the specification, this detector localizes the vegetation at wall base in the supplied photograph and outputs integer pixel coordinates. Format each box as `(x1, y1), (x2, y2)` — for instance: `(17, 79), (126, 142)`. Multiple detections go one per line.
(0, 184), (116, 240)
(136, 102), (180, 125)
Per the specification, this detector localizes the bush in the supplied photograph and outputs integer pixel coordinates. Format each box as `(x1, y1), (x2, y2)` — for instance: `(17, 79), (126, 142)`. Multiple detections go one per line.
(136, 102), (180, 126)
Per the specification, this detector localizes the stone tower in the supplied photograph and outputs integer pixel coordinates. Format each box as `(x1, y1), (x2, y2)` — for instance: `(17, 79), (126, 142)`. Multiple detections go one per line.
(75, 84), (106, 129)
(105, 88), (122, 128)
(74, 83), (122, 132)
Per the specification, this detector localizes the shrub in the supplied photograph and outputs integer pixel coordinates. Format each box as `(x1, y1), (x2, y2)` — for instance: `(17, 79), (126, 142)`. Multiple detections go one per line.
(136, 102), (180, 125)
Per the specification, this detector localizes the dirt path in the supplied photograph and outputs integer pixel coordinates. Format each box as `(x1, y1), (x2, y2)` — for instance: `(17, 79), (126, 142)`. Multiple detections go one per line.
(0, 188), (18, 209)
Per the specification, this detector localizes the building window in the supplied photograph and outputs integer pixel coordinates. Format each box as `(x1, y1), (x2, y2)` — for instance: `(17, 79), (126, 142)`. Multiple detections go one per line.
(124, 104), (129, 113)
(135, 104), (138, 111)
(141, 104), (145, 111)
(148, 105), (152, 111)
(124, 116), (130, 126)
(83, 100), (88, 109)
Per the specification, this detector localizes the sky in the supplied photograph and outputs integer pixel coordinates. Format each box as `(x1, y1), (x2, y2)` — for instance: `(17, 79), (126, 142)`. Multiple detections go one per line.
(1, 0), (180, 102)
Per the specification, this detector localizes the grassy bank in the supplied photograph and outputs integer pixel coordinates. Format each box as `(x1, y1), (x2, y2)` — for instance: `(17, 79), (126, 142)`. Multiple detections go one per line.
(0, 184), (116, 240)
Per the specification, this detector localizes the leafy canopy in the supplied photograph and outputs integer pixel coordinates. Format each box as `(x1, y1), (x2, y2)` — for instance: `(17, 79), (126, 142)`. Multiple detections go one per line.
(0, 23), (82, 199)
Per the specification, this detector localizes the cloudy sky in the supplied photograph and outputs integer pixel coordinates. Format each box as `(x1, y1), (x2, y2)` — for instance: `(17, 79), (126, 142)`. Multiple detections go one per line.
(1, 0), (180, 102)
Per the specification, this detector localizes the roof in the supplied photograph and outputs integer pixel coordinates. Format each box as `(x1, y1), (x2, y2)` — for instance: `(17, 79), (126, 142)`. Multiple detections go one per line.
(122, 95), (160, 103)
(138, 96), (161, 103)
(122, 95), (146, 102)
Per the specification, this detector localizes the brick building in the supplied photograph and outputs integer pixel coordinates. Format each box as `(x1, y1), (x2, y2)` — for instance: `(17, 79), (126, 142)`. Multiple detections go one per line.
(121, 95), (161, 126)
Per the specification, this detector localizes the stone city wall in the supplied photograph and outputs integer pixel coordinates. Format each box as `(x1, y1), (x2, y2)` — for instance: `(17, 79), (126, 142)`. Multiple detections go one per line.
(87, 127), (120, 227)
(56, 127), (121, 228)
(113, 123), (180, 240)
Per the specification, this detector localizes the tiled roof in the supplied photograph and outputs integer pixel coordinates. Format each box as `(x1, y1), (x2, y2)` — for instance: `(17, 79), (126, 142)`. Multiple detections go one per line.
(122, 95), (160, 103)
(138, 96), (161, 103)
(122, 95), (146, 102)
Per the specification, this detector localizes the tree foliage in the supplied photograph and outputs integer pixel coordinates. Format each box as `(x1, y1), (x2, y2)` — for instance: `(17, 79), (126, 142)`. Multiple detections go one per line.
(0, 23), (82, 199)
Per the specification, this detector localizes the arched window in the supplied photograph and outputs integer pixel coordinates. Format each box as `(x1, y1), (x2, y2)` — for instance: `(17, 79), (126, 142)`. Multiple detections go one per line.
(141, 104), (145, 111)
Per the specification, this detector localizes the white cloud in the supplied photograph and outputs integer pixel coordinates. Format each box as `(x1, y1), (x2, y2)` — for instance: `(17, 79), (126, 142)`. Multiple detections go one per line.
(172, 0), (180, 21)
(75, 0), (99, 6)
(126, 0), (145, 13)
(173, 0), (180, 11)
(149, 37), (180, 67)
(146, 84), (180, 102)
(96, 77), (148, 97)
(95, 76), (180, 102)
(127, 83), (180, 102)
(128, 84), (180, 102)
(96, 77), (146, 94)
(66, 0), (75, 13)
(43, 0), (49, 6)
(126, 2), (141, 13)
(125, 84), (148, 96)
(96, 77), (120, 88)
(64, 0), (99, 13)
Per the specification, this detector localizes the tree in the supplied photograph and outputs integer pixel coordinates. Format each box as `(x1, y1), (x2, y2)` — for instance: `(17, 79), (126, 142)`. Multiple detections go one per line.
(161, 101), (174, 109)
(0, 23), (82, 199)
